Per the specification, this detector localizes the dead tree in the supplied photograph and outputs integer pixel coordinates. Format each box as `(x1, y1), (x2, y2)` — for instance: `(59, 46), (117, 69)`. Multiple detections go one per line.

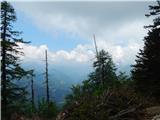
(93, 34), (99, 58)
(45, 50), (50, 104)
(93, 34), (105, 85)
(30, 70), (35, 109)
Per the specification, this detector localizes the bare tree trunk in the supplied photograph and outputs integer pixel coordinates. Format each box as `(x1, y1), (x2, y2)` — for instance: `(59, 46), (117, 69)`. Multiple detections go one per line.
(45, 50), (49, 104)
(31, 74), (35, 109)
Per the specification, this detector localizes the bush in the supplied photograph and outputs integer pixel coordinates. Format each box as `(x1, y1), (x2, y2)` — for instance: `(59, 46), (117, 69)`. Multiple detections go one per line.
(61, 89), (148, 120)
(37, 98), (58, 118)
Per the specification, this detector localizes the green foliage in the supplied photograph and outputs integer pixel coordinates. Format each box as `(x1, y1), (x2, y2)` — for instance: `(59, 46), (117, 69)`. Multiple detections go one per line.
(37, 98), (58, 118)
(64, 50), (133, 107)
(86, 50), (118, 94)
(117, 72), (134, 89)
(20, 102), (36, 118)
(62, 89), (147, 120)
(1, 1), (31, 119)
(92, 49), (117, 86)
(92, 84), (106, 96)
(11, 99), (58, 119)
(132, 1), (160, 98)
(64, 84), (83, 107)
(62, 48), (143, 120)
(63, 51), (137, 120)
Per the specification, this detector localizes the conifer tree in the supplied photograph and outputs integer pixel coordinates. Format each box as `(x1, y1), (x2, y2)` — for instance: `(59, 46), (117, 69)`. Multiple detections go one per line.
(132, 1), (160, 98)
(1, 1), (29, 119)
(92, 49), (117, 87)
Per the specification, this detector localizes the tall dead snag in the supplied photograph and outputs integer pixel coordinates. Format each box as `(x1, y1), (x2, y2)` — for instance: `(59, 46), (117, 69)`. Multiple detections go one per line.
(45, 50), (50, 104)
(93, 34), (104, 85)
(30, 70), (35, 109)
(93, 34), (99, 57)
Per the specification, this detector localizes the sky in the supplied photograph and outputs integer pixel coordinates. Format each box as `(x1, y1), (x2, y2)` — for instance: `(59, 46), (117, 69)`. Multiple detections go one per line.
(10, 1), (156, 75)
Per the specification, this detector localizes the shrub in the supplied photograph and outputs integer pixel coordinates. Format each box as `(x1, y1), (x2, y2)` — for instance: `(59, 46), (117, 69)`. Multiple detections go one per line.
(61, 89), (148, 120)
(37, 98), (58, 118)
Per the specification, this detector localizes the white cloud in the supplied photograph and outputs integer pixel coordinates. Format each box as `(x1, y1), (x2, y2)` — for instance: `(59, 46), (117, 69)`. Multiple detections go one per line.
(19, 30), (142, 68)
(18, 20), (147, 70)
(19, 43), (48, 61)
(13, 2), (153, 38)
(13, 1), (155, 72)
(19, 43), (95, 64)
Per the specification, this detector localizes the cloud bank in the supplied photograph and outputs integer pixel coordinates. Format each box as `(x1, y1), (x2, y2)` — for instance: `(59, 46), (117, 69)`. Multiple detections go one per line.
(19, 43), (94, 63)
(13, 1), (156, 72)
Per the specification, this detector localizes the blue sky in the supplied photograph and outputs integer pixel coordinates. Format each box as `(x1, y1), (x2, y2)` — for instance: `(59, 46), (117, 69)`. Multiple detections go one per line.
(14, 9), (91, 51)
(11, 1), (155, 74)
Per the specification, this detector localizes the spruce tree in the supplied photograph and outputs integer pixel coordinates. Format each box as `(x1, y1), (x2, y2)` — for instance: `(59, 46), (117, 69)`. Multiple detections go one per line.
(1, 1), (29, 119)
(90, 49), (117, 88)
(132, 1), (160, 98)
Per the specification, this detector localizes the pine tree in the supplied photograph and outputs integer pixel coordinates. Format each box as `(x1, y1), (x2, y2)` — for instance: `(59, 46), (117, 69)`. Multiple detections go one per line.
(64, 50), (117, 105)
(1, 1), (29, 119)
(132, 1), (160, 98)
(92, 49), (117, 87)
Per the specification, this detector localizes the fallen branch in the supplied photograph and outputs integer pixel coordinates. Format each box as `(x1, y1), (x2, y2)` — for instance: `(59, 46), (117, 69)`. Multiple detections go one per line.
(109, 107), (136, 120)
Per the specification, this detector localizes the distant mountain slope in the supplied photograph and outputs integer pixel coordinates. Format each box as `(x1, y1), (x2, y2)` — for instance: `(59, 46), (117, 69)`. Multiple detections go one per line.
(20, 61), (92, 105)
(19, 60), (131, 106)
